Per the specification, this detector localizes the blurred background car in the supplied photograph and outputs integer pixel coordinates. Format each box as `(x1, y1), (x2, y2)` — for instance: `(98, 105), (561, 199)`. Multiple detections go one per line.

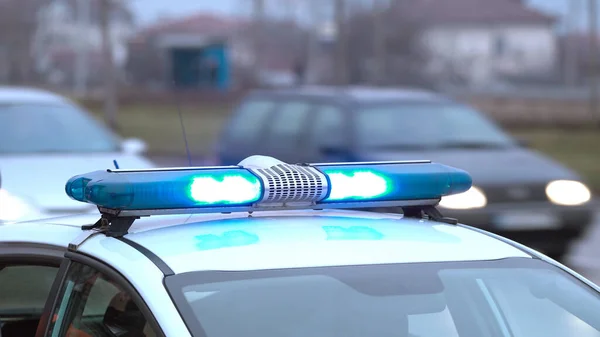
(0, 87), (155, 223)
(212, 86), (594, 260)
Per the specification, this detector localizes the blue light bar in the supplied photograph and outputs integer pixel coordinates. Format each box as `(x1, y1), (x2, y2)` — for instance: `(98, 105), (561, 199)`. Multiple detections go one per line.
(65, 156), (472, 217)
(66, 167), (263, 211)
(315, 162), (471, 203)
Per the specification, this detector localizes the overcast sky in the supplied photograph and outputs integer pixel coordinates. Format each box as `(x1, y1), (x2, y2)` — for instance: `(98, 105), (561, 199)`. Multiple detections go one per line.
(130, 0), (588, 31)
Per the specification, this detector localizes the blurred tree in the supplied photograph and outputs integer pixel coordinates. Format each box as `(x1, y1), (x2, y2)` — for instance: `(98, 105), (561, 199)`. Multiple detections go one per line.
(62, 0), (134, 25)
(252, 0), (265, 86)
(99, 0), (119, 131)
(0, 0), (133, 86)
(334, 0), (348, 85)
(346, 0), (432, 88)
(0, 0), (53, 84)
(372, 0), (388, 86)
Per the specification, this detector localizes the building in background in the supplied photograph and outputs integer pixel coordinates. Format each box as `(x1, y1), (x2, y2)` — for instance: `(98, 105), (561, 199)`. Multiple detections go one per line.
(125, 13), (309, 91)
(395, 0), (558, 88)
(127, 14), (242, 91)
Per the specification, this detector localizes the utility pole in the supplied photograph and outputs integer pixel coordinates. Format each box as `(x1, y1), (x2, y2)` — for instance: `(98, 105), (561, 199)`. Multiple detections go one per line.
(565, 0), (580, 86)
(334, 0), (347, 85)
(306, 0), (323, 84)
(75, 0), (90, 96)
(100, 0), (118, 130)
(372, 0), (388, 86)
(252, 0), (265, 85)
(589, 0), (599, 126)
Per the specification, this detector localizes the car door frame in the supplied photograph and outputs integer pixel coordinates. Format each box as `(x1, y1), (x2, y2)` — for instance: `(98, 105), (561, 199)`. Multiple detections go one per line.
(303, 97), (355, 163)
(255, 93), (321, 163)
(217, 92), (279, 163)
(345, 100), (368, 158)
(0, 242), (68, 337)
(33, 249), (169, 337)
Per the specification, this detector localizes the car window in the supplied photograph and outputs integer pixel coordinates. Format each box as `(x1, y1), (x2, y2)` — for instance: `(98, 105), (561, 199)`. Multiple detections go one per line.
(166, 258), (600, 337)
(47, 262), (159, 337)
(356, 102), (516, 149)
(0, 264), (59, 337)
(224, 99), (275, 144)
(266, 101), (312, 145)
(0, 103), (120, 154)
(475, 270), (600, 336)
(311, 105), (346, 148)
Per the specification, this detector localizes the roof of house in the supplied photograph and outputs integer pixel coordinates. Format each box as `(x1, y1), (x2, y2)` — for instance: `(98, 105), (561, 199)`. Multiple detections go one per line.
(128, 13), (305, 72)
(393, 0), (557, 25)
(130, 13), (246, 43)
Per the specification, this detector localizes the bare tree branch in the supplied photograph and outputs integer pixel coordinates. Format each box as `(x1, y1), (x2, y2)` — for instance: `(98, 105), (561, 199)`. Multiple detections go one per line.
(99, 0), (118, 130)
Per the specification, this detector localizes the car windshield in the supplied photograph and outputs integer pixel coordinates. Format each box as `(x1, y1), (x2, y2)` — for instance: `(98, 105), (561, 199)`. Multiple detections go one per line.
(356, 102), (517, 150)
(0, 103), (120, 154)
(166, 258), (600, 337)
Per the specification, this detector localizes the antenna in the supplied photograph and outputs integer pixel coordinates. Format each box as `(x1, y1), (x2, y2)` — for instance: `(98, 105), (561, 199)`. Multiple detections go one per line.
(175, 90), (193, 166)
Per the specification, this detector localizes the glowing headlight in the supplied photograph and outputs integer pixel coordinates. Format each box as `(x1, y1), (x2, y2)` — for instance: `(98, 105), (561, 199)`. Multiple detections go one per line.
(0, 189), (37, 222)
(546, 180), (591, 206)
(438, 186), (487, 210)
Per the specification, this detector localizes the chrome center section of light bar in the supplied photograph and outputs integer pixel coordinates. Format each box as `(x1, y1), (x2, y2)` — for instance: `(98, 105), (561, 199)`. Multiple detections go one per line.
(249, 163), (329, 205)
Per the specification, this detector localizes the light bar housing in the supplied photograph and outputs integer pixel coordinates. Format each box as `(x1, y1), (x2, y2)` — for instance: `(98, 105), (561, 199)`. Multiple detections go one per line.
(65, 157), (472, 218)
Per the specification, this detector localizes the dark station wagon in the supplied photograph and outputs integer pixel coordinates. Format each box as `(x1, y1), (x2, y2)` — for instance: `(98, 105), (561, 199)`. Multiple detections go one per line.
(212, 86), (595, 260)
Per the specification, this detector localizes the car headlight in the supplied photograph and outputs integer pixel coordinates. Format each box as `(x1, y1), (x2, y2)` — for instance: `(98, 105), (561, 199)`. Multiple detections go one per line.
(438, 186), (487, 210)
(545, 180), (591, 206)
(0, 189), (37, 222)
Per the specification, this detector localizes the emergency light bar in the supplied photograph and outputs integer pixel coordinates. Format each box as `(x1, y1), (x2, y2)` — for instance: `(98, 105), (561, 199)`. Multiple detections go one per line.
(65, 155), (472, 219)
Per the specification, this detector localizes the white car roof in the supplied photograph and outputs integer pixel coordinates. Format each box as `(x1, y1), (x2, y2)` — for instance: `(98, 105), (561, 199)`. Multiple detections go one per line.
(0, 86), (70, 104)
(1, 209), (531, 274)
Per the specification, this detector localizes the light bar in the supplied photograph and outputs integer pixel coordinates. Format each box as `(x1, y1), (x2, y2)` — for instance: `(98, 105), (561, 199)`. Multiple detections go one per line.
(317, 162), (471, 203)
(65, 156), (472, 217)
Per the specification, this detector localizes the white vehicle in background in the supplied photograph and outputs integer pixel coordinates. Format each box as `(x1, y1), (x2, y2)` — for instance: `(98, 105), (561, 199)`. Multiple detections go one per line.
(0, 86), (155, 222)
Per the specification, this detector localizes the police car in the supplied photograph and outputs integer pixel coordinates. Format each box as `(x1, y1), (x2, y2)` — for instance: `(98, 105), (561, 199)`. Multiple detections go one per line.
(1, 156), (600, 337)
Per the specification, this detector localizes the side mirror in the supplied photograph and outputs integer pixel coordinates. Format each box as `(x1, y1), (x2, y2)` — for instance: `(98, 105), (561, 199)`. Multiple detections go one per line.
(122, 138), (148, 155)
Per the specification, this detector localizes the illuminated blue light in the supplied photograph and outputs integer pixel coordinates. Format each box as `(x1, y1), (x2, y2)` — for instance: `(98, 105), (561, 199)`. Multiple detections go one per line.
(65, 168), (263, 210)
(65, 158), (473, 214)
(316, 162), (471, 203)
(323, 226), (385, 240)
(188, 174), (262, 205)
(195, 231), (260, 250)
(323, 170), (392, 201)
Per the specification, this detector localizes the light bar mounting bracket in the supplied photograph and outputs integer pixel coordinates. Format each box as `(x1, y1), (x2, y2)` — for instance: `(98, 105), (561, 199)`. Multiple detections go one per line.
(81, 207), (141, 238)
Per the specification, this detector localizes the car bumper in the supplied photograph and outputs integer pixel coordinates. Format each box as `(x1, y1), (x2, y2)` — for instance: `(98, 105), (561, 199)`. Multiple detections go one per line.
(440, 201), (597, 254)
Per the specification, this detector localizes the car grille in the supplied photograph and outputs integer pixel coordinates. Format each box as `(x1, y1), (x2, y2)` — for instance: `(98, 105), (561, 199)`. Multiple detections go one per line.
(483, 184), (548, 204)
